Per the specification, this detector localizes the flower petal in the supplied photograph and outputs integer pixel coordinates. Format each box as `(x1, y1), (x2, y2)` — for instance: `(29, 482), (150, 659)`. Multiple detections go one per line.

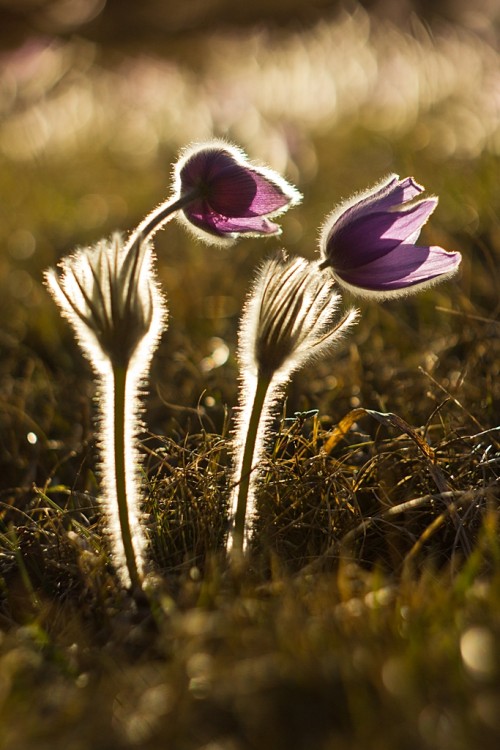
(326, 175), (423, 233)
(242, 169), (297, 215)
(327, 199), (438, 271)
(184, 204), (281, 237)
(201, 156), (259, 216)
(208, 163), (294, 217)
(332, 243), (461, 299)
(368, 176), (424, 212)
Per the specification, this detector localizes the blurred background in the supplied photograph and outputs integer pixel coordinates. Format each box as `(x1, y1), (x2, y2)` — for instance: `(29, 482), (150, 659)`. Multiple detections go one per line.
(0, 0), (499, 490)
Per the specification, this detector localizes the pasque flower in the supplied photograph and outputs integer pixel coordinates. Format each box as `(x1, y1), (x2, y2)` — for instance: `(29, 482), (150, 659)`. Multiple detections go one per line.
(45, 234), (166, 592)
(228, 254), (358, 556)
(44, 138), (298, 586)
(46, 236), (164, 371)
(121, 140), (300, 251)
(319, 174), (461, 298)
(172, 140), (302, 244)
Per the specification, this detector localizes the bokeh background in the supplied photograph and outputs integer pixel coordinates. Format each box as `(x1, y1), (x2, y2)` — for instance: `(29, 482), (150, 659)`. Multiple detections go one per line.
(1, 0), (499, 490)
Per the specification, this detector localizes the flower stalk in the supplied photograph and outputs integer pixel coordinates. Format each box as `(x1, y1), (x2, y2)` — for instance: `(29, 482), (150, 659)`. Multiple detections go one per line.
(111, 363), (140, 591)
(128, 190), (200, 249)
(230, 372), (272, 555)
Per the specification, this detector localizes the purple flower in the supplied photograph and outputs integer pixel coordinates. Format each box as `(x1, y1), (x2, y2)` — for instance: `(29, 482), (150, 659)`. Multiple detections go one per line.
(319, 175), (461, 299)
(173, 140), (301, 245)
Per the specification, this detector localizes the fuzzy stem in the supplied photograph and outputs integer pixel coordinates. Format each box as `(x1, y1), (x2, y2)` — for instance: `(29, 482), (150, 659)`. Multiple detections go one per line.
(112, 363), (141, 592)
(128, 190), (199, 250)
(230, 372), (272, 555)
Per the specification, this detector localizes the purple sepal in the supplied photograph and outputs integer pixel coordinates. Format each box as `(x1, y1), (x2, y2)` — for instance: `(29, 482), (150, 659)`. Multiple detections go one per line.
(320, 174), (461, 299)
(174, 141), (302, 244)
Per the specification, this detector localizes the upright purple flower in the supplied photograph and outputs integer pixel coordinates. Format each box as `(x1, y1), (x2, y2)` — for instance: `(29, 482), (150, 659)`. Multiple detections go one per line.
(319, 174), (461, 299)
(172, 140), (302, 245)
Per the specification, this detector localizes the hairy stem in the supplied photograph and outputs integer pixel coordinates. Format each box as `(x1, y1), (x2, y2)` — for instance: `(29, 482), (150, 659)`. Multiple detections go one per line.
(128, 190), (199, 251)
(229, 373), (272, 556)
(112, 363), (141, 592)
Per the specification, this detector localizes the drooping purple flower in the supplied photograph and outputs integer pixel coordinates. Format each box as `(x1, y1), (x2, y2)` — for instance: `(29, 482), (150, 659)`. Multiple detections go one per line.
(319, 174), (461, 299)
(173, 140), (302, 245)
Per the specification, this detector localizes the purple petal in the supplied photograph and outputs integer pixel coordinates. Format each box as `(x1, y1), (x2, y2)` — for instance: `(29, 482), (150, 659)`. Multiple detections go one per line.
(179, 147), (227, 187)
(184, 203), (281, 237)
(179, 149), (256, 214)
(334, 243), (461, 294)
(330, 175), (423, 231)
(242, 170), (295, 214)
(202, 161), (258, 216)
(208, 164), (293, 217)
(179, 146), (295, 219)
(327, 199), (438, 271)
(369, 176), (424, 212)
